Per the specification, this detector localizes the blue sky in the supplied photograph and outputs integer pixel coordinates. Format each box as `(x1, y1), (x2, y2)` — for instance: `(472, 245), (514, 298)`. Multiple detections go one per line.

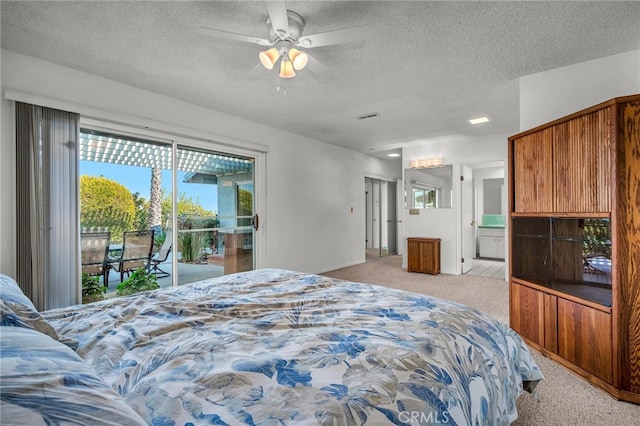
(80, 161), (218, 212)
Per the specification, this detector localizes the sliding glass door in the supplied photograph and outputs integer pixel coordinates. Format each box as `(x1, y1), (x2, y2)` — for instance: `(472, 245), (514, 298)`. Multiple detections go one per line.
(175, 145), (255, 286)
(79, 129), (256, 296)
(79, 130), (175, 292)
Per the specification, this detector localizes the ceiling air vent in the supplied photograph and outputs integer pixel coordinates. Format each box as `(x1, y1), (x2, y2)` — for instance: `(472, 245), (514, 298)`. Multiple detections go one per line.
(355, 112), (381, 120)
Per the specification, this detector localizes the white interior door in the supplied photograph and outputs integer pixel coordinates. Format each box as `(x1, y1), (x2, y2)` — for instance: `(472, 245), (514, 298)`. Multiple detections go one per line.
(386, 181), (397, 255)
(365, 179), (373, 249)
(396, 178), (404, 255)
(461, 165), (475, 273)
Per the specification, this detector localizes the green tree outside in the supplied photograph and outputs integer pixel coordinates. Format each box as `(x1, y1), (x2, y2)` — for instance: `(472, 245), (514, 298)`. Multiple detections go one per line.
(237, 188), (253, 226)
(161, 190), (215, 218)
(80, 175), (136, 243)
(132, 192), (150, 231)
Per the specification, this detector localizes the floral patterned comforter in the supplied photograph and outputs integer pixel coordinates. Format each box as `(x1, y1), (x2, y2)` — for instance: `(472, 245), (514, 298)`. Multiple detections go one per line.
(44, 269), (542, 425)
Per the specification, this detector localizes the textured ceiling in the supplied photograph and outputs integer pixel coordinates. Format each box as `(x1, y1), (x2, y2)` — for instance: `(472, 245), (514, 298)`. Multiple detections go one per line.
(2, 1), (639, 158)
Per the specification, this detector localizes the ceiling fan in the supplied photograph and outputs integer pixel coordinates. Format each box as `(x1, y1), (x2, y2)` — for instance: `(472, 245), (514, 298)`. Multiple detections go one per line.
(197, 1), (365, 79)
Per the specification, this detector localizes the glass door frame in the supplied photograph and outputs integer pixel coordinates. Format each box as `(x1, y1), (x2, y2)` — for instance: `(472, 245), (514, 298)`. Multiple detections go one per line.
(173, 143), (256, 286)
(80, 117), (265, 288)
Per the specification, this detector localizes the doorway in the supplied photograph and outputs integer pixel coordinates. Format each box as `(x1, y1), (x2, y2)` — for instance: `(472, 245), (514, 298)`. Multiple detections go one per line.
(365, 178), (397, 260)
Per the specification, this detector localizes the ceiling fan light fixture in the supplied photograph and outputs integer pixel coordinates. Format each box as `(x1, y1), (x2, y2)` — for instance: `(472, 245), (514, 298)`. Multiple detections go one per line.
(288, 48), (308, 70)
(279, 59), (296, 78)
(259, 47), (280, 70)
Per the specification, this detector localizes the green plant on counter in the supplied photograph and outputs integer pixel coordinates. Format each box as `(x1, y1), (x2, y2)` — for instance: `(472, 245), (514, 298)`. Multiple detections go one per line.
(116, 267), (160, 296)
(82, 273), (106, 304)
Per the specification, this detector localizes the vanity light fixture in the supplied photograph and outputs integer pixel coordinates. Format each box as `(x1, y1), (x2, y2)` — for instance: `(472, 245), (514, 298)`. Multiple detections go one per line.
(410, 157), (444, 169)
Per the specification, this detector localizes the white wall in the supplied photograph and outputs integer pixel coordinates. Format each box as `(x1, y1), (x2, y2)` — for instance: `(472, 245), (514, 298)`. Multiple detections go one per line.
(0, 96), (15, 275)
(364, 155), (401, 182)
(402, 135), (508, 274)
(264, 136), (366, 272)
(0, 49), (368, 277)
(520, 49), (640, 130)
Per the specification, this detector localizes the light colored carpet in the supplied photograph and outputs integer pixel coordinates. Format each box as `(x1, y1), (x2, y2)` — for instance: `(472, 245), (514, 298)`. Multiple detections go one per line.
(323, 255), (640, 425)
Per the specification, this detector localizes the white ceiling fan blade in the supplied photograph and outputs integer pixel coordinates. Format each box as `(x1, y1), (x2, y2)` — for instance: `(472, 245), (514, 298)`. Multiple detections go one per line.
(305, 54), (331, 79)
(298, 26), (365, 48)
(198, 26), (273, 46)
(265, 1), (289, 38)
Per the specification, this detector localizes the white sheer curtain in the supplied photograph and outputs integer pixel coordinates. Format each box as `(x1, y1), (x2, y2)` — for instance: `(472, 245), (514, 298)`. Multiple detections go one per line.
(15, 102), (79, 310)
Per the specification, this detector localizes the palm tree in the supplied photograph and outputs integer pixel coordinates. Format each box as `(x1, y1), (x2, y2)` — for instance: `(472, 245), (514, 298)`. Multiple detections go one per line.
(149, 168), (162, 231)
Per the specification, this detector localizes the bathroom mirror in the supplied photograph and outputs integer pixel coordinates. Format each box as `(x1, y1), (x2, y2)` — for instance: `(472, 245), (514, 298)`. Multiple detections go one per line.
(483, 178), (503, 214)
(404, 165), (453, 209)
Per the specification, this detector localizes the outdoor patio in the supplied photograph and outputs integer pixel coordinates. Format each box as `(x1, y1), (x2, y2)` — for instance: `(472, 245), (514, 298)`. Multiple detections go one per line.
(101, 255), (225, 297)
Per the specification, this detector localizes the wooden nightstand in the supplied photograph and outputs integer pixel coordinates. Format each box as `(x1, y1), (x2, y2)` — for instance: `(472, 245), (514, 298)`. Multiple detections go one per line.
(407, 237), (441, 275)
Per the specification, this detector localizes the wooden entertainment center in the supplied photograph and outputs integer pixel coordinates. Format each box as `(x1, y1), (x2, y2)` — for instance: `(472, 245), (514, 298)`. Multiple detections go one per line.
(508, 94), (640, 403)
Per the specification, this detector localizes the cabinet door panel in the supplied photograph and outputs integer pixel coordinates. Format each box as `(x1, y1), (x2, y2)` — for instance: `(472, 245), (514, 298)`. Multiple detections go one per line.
(558, 298), (612, 383)
(510, 282), (545, 347)
(495, 237), (505, 259)
(407, 240), (421, 272)
(513, 129), (554, 212)
(417, 242), (429, 271)
(543, 294), (558, 352)
(479, 236), (494, 258)
(554, 108), (611, 212)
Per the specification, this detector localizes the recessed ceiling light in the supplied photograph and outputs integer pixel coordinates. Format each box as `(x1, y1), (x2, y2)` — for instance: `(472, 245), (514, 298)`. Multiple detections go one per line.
(387, 153), (400, 158)
(469, 116), (489, 124)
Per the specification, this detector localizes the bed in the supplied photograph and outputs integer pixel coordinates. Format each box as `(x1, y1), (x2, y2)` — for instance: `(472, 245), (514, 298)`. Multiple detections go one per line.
(1, 269), (542, 425)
